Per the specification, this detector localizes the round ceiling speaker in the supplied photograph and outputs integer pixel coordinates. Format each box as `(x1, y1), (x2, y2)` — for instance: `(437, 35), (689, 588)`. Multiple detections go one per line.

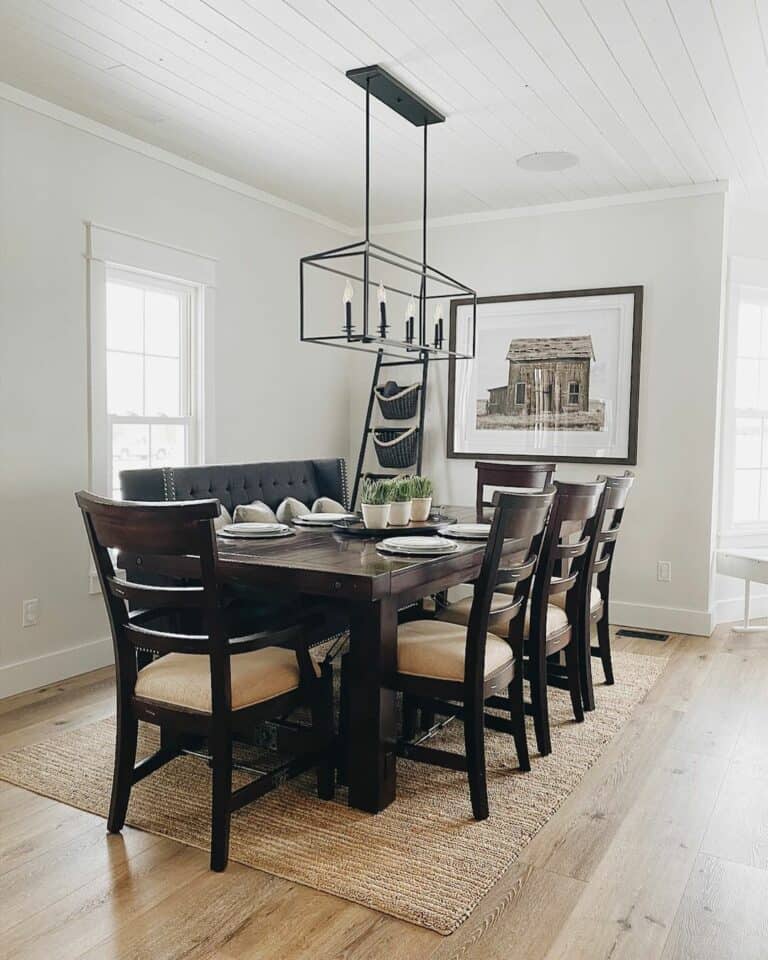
(516, 151), (580, 172)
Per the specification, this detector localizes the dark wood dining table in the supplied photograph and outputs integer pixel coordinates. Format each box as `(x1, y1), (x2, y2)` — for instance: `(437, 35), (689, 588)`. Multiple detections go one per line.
(143, 505), (488, 814)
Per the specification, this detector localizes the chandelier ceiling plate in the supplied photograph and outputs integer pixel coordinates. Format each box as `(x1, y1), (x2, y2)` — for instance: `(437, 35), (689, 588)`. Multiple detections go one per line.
(345, 65), (445, 127)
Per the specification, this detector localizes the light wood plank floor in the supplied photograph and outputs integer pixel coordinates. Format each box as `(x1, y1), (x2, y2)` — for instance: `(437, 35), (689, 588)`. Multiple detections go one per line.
(1, 624), (766, 960)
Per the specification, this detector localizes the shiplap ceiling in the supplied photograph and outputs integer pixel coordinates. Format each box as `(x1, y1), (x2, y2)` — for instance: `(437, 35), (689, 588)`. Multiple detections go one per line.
(0, 0), (764, 227)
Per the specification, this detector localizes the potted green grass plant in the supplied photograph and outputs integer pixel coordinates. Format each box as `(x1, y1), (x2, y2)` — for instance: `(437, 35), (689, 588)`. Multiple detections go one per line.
(360, 477), (392, 529)
(388, 475), (413, 526)
(409, 475), (434, 522)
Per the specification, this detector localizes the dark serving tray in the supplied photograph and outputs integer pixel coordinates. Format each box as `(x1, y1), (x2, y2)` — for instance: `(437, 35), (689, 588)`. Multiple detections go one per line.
(332, 514), (457, 537)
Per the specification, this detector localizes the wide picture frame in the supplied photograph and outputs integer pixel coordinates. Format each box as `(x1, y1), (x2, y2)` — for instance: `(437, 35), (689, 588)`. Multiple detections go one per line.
(448, 287), (643, 465)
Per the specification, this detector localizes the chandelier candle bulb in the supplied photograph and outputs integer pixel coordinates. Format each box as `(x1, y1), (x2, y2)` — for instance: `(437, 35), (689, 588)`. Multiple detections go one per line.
(343, 279), (354, 338)
(377, 282), (388, 338)
(406, 298), (416, 342)
(434, 303), (444, 348)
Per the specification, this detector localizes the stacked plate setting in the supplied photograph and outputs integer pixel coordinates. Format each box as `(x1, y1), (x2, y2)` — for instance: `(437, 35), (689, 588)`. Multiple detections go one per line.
(293, 513), (357, 526)
(218, 522), (293, 539)
(376, 535), (459, 556)
(438, 523), (492, 540)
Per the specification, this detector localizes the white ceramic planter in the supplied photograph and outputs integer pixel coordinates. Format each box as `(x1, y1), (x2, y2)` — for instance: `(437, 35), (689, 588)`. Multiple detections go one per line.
(388, 500), (412, 526)
(410, 497), (432, 522)
(361, 502), (391, 528)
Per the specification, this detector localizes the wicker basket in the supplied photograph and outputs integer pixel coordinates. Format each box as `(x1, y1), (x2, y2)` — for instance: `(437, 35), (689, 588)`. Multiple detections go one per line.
(374, 381), (420, 420)
(373, 427), (419, 468)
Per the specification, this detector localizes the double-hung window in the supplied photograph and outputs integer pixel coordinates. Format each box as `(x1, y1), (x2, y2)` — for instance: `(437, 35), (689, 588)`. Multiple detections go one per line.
(721, 265), (768, 536)
(88, 224), (214, 500)
(105, 269), (199, 498)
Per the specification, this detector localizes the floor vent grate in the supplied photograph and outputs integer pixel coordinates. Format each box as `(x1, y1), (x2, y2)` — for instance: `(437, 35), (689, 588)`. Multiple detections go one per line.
(616, 628), (670, 643)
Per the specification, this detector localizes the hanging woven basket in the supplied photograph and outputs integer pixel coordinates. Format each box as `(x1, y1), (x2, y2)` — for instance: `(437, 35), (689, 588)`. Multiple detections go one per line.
(374, 381), (421, 420)
(373, 427), (419, 468)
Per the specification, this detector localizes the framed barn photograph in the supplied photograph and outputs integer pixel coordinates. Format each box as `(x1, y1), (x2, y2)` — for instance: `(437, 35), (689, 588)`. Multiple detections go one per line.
(448, 287), (643, 464)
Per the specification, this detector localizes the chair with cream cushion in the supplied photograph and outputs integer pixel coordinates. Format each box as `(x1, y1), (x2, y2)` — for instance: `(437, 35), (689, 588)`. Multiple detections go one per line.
(386, 488), (554, 820)
(436, 481), (606, 757)
(580, 472), (635, 705)
(76, 491), (334, 873)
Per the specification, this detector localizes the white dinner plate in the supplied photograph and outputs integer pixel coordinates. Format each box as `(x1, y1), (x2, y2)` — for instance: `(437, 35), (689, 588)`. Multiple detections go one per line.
(377, 536), (459, 556)
(439, 523), (492, 540)
(218, 523), (292, 539)
(293, 513), (356, 525)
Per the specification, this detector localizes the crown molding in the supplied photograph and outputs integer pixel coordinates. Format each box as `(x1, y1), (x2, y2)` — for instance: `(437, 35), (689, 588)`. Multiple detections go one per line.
(0, 81), (357, 236)
(1, 82), (729, 239)
(372, 180), (729, 234)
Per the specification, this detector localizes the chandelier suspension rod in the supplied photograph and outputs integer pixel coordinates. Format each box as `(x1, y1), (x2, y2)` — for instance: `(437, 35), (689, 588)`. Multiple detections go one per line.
(363, 77), (371, 339)
(419, 123), (428, 348)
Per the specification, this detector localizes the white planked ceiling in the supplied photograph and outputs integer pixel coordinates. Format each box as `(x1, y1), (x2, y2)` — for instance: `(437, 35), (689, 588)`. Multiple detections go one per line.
(0, 0), (765, 227)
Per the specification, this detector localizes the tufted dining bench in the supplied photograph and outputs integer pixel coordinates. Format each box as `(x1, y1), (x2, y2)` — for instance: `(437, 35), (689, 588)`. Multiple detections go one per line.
(120, 458), (348, 516)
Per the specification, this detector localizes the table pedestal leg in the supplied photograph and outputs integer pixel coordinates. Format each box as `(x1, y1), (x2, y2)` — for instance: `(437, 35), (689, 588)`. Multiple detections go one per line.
(346, 598), (397, 812)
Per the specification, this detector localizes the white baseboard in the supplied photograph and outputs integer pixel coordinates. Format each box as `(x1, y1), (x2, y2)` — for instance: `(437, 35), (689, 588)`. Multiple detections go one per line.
(610, 600), (713, 637)
(0, 637), (114, 700)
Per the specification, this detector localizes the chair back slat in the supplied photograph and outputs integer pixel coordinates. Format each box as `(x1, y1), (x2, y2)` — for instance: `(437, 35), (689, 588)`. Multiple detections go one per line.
(548, 574), (577, 596)
(106, 578), (206, 609)
(494, 554), (537, 587)
(476, 461), (556, 520)
(464, 488), (555, 692)
(124, 622), (211, 656)
(554, 537), (590, 560)
(605, 471), (634, 512)
(79, 495), (219, 556)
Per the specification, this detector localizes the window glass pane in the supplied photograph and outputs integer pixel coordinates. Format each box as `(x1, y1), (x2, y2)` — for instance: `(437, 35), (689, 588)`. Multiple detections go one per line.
(107, 351), (143, 415)
(145, 291), (181, 357)
(112, 423), (150, 495)
(106, 283), (143, 353)
(738, 303), (762, 357)
(150, 423), (186, 467)
(736, 358), (759, 409)
(734, 469), (761, 524)
(145, 356), (181, 416)
(760, 472), (768, 522)
(735, 418), (762, 468)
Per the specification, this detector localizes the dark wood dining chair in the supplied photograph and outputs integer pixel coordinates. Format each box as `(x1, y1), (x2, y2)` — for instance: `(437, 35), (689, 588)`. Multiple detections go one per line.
(387, 488), (555, 820)
(475, 461), (556, 520)
(589, 472), (635, 690)
(75, 491), (335, 872)
(547, 471), (634, 711)
(443, 481), (606, 756)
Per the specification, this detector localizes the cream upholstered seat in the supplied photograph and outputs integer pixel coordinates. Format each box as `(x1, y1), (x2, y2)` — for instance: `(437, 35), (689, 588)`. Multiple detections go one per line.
(396, 620), (513, 681)
(437, 594), (569, 637)
(134, 647), (317, 713)
(549, 583), (602, 612)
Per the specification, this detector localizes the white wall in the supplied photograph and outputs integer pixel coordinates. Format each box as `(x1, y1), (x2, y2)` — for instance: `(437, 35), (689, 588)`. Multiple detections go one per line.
(0, 97), (349, 697)
(350, 193), (728, 635)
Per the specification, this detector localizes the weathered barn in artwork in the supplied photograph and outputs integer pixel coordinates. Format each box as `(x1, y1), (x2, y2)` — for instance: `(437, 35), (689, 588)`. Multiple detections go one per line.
(487, 335), (595, 417)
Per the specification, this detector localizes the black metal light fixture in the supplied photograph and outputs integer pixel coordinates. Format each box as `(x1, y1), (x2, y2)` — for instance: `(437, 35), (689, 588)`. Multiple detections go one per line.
(299, 65), (477, 360)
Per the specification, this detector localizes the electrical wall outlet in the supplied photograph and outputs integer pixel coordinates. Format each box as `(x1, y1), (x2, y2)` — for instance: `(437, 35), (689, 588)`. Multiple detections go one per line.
(657, 561), (672, 583)
(22, 598), (40, 627)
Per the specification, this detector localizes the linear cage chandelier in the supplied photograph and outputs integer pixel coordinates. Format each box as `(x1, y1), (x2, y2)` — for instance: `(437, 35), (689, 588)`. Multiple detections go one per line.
(299, 65), (477, 361)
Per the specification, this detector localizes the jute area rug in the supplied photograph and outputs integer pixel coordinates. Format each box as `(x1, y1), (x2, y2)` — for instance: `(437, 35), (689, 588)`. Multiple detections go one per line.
(0, 650), (665, 935)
